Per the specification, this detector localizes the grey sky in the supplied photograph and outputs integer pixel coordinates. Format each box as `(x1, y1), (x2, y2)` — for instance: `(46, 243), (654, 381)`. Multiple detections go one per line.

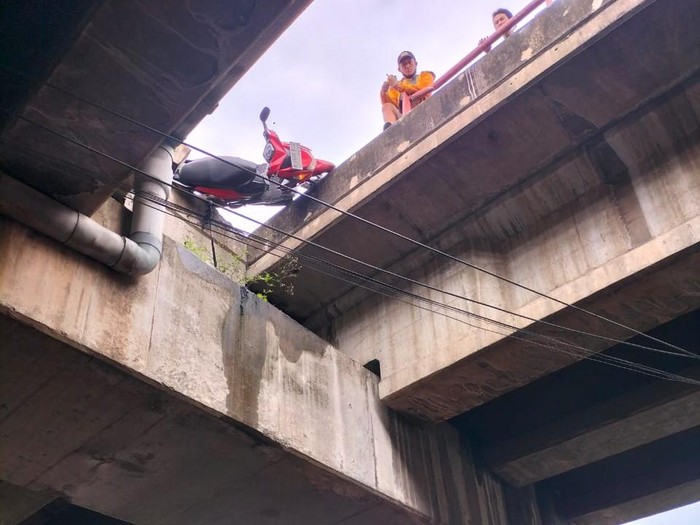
(186, 0), (506, 165)
(185, 4), (700, 520)
(185, 0), (514, 229)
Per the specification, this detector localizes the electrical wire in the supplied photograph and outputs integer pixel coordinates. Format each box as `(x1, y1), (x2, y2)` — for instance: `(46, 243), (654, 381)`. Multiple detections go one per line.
(71, 155), (700, 387)
(129, 190), (700, 387)
(103, 167), (700, 387)
(2, 109), (699, 387)
(23, 151), (696, 386)
(6, 109), (698, 372)
(0, 62), (693, 358)
(4, 109), (698, 368)
(0, 64), (694, 356)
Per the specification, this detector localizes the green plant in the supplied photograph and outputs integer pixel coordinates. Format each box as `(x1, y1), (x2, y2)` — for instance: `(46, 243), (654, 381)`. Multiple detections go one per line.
(182, 237), (297, 301)
(245, 256), (300, 302)
(183, 238), (213, 265)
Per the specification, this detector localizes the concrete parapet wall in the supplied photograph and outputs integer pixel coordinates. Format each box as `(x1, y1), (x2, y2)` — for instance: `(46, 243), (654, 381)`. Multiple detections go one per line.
(0, 202), (477, 522)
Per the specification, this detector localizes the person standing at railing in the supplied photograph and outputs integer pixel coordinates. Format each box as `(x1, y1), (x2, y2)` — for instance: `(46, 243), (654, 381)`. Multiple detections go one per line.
(479, 8), (515, 53)
(380, 51), (435, 131)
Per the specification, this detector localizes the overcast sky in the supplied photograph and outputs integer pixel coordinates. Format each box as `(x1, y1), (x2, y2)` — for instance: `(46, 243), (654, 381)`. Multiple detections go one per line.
(185, 0), (529, 229)
(185, 4), (700, 519)
(186, 1), (508, 165)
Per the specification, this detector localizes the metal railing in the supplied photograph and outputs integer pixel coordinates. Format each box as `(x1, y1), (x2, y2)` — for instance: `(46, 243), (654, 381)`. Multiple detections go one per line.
(401, 0), (552, 114)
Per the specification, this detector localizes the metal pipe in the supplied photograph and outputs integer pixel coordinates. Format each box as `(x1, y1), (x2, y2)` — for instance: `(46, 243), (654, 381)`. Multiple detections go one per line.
(127, 145), (173, 274)
(0, 145), (174, 276)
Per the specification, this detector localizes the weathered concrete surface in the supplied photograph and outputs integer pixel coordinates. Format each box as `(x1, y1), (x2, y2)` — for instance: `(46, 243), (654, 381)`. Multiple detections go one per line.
(540, 426), (700, 525)
(483, 367), (700, 486)
(0, 0), (312, 215)
(2, 0), (699, 522)
(246, 0), (700, 423)
(0, 315), (426, 525)
(0, 481), (58, 525)
(0, 204), (480, 523)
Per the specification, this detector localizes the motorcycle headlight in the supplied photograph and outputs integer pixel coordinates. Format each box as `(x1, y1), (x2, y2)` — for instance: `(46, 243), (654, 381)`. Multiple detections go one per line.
(263, 142), (275, 162)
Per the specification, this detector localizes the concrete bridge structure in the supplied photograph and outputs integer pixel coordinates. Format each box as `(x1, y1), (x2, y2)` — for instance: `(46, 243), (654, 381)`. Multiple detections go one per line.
(1, 0), (698, 524)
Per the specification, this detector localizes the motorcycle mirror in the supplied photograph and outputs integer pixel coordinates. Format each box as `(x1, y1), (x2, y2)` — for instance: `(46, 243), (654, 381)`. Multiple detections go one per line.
(260, 107), (271, 123)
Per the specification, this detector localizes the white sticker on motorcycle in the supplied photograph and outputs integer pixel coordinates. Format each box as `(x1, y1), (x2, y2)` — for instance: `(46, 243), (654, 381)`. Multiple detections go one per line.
(289, 142), (303, 170)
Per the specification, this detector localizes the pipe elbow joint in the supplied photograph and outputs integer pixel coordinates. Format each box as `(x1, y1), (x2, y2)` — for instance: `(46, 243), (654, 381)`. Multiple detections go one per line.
(112, 236), (162, 276)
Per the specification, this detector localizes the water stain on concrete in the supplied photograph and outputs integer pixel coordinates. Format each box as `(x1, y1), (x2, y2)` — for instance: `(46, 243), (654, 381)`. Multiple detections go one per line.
(222, 288), (266, 429)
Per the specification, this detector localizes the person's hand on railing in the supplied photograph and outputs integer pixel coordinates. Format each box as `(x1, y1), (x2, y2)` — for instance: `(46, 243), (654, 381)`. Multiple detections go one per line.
(409, 86), (435, 103)
(478, 36), (492, 53)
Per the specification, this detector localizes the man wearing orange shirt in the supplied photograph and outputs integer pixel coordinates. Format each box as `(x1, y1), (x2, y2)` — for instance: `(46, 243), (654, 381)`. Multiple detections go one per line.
(380, 51), (435, 131)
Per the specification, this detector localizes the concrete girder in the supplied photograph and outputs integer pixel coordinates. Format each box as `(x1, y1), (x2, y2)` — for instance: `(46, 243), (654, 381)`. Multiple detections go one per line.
(483, 368), (700, 486)
(0, 205), (479, 524)
(540, 427), (700, 525)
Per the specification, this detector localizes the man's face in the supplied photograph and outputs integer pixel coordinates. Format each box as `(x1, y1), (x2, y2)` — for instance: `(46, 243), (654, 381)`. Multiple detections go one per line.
(492, 12), (512, 33)
(398, 58), (417, 78)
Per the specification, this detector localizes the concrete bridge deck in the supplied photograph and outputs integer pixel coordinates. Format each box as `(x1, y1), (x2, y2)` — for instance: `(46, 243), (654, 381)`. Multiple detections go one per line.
(248, 0), (700, 421)
(1, 0), (699, 523)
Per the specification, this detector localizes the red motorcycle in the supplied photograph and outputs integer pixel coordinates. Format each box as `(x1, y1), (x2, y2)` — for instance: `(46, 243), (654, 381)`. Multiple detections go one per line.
(174, 107), (335, 207)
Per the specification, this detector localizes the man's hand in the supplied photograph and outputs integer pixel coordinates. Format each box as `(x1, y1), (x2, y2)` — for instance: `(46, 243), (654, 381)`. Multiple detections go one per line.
(479, 36), (492, 53)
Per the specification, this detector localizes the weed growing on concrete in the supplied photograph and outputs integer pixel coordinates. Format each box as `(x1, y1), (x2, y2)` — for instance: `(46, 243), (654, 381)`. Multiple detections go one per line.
(183, 238), (213, 265)
(244, 256), (300, 302)
(183, 238), (298, 301)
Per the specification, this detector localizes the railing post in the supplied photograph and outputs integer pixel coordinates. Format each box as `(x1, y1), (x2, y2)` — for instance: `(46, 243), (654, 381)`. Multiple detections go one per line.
(401, 92), (413, 116)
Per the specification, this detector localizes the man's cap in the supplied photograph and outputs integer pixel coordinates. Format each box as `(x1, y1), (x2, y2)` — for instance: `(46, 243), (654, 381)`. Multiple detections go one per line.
(397, 51), (415, 64)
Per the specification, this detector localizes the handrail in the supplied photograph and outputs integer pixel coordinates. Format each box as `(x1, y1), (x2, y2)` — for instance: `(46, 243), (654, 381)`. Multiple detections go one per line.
(405, 0), (550, 111)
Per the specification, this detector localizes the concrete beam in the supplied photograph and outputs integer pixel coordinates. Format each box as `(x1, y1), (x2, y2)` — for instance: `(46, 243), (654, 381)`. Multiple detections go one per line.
(569, 480), (700, 525)
(0, 481), (58, 525)
(0, 204), (473, 523)
(541, 427), (700, 525)
(483, 368), (700, 486)
(378, 228), (700, 421)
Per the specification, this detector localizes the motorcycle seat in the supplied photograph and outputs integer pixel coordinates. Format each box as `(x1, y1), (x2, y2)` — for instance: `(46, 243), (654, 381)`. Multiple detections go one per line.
(174, 156), (266, 194)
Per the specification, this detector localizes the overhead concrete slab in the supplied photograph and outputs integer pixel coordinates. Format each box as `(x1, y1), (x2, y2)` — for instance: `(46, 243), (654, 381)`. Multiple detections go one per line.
(540, 427), (700, 525)
(0, 0), (312, 215)
(484, 367), (700, 486)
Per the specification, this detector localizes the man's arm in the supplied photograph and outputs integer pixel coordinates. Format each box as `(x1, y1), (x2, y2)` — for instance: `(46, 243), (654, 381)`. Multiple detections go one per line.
(380, 83), (391, 104)
(380, 78), (400, 106)
(400, 71), (435, 94)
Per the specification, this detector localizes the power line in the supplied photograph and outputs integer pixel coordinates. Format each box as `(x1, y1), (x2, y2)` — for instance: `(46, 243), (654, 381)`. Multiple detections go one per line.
(79, 171), (700, 386)
(2, 96), (700, 392)
(6, 109), (698, 363)
(1, 63), (690, 357)
(137, 192), (700, 387)
(114, 174), (700, 387)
